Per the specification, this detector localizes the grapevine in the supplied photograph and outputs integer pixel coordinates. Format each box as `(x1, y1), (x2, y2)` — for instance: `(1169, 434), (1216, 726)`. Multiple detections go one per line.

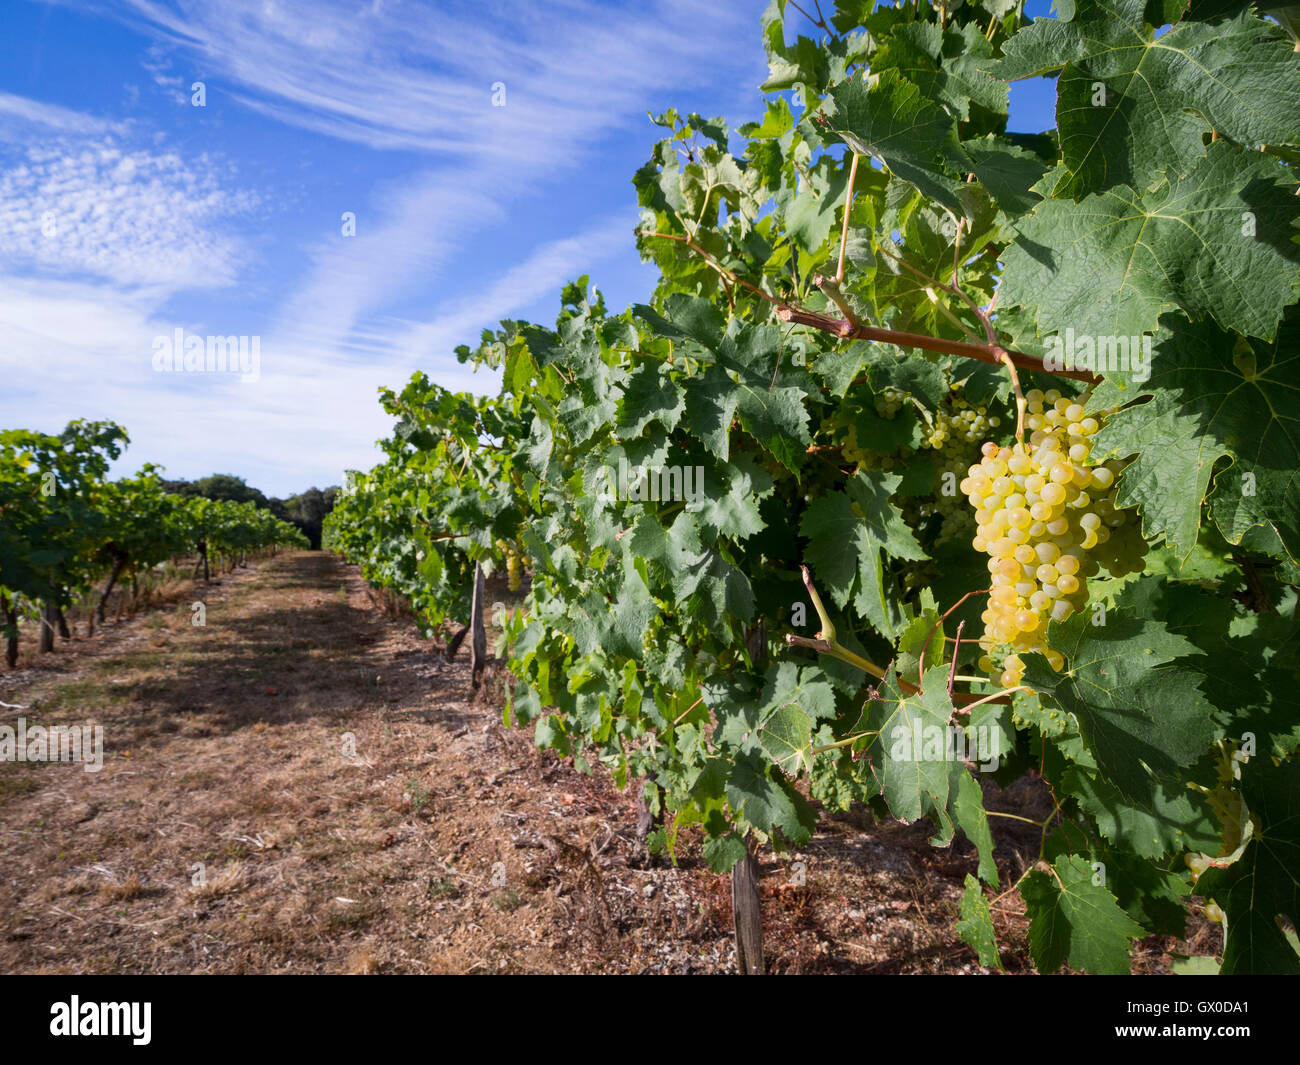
(324, 0), (1300, 976)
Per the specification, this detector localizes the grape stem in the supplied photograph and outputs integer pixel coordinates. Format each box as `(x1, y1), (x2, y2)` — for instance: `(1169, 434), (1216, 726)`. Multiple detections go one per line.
(833, 151), (860, 284)
(811, 729), (880, 756)
(947, 618), (966, 697)
(997, 349), (1027, 442)
(636, 230), (1100, 382)
(916, 588), (987, 688)
(790, 567), (1012, 706)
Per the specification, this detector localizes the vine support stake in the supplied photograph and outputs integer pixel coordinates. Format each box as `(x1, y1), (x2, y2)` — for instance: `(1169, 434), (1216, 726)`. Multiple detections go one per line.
(731, 843), (765, 975)
(469, 561), (487, 690)
(39, 600), (58, 654)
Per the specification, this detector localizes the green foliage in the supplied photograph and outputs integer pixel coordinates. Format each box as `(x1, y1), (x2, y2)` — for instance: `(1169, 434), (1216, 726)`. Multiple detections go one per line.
(328, 0), (1300, 973)
(0, 425), (306, 632)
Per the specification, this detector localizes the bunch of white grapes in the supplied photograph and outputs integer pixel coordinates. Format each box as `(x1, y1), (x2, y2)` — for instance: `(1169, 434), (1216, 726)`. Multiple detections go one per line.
(842, 386), (998, 493)
(960, 388), (1147, 689)
(922, 385), (1000, 544)
(495, 539), (524, 592)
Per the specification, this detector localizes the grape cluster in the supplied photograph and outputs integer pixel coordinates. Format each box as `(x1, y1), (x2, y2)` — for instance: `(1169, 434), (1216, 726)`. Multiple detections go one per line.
(495, 539), (524, 592)
(924, 384), (999, 456)
(920, 385), (1000, 544)
(961, 388), (1146, 689)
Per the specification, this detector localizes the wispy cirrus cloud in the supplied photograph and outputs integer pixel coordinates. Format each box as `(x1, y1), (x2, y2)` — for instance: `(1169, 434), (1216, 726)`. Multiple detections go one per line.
(95, 0), (757, 158)
(3, 0), (765, 492)
(0, 90), (120, 138)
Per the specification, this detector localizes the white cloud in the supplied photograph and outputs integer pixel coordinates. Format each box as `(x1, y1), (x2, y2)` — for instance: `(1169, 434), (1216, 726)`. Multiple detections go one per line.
(391, 213), (632, 363)
(0, 114), (255, 292)
(2, 0), (768, 491)
(103, 0), (757, 158)
(0, 91), (119, 139)
(0, 216), (628, 493)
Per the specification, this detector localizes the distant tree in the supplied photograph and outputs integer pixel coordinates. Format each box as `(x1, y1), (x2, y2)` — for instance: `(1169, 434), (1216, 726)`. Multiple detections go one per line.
(154, 475), (338, 549)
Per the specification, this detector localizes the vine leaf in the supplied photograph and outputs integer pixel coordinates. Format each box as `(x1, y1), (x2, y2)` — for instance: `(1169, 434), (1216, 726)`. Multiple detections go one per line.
(853, 665), (958, 825)
(1021, 854), (1148, 974)
(1023, 582), (1217, 801)
(1198, 757), (1300, 975)
(756, 663), (837, 775)
(994, 0), (1300, 200)
(825, 69), (969, 216)
(956, 875), (1004, 971)
(1061, 765), (1220, 859)
(999, 142), (1300, 345)
(616, 360), (685, 438)
(799, 470), (926, 639)
(726, 751), (818, 846)
(1094, 314), (1300, 563)
(871, 21), (1008, 122)
(953, 769), (1000, 885)
(962, 135), (1047, 216)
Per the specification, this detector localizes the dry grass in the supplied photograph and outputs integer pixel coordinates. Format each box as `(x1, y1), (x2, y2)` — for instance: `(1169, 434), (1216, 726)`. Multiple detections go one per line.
(0, 552), (1213, 975)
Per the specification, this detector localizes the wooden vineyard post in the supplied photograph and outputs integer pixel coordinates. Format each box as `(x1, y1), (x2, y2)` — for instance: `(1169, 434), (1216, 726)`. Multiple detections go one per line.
(732, 618), (768, 974)
(2, 594), (18, 668)
(39, 601), (58, 654)
(469, 561), (487, 690)
(732, 845), (764, 974)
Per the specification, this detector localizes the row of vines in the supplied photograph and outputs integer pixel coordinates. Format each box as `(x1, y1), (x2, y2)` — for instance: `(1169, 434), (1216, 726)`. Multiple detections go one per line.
(324, 0), (1300, 973)
(1, 420), (308, 666)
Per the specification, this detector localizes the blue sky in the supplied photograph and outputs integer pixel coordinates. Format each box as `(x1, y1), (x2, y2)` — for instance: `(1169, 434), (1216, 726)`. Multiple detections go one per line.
(0, 0), (1059, 497)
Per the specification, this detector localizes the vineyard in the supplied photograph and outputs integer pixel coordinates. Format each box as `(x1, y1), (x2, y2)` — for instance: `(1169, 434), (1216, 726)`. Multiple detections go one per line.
(1, 421), (308, 665)
(322, 0), (1300, 975)
(4, 0), (1299, 982)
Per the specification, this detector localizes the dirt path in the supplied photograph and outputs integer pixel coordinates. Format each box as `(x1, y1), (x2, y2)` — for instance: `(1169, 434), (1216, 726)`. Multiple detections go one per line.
(0, 552), (1213, 974)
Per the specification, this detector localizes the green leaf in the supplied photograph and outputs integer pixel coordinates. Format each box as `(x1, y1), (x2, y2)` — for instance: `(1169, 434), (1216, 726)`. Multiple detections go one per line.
(1022, 580), (1218, 801)
(855, 666), (958, 824)
(963, 135), (1047, 217)
(683, 365), (740, 462)
(1198, 757), (1300, 974)
(1021, 854), (1147, 974)
(799, 470), (926, 639)
(617, 360), (686, 438)
(872, 21), (1008, 122)
(726, 752), (818, 845)
(953, 769), (1000, 885)
(1062, 765), (1221, 858)
(756, 663), (837, 774)
(996, 0), (1300, 199)
(1001, 142), (1300, 347)
(1094, 314), (1300, 562)
(703, 833), (749, 873)
(718, 325), (813, 472)
(956, 875), (1004, 970)
(1171, 955), (1221, 975)
(825, 70), (969, 216)
(784, 154), (852, 254)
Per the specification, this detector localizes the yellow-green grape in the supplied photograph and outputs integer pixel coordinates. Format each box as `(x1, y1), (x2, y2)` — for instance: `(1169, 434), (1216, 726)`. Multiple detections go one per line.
(1203, 900), (1225, 924)
(910, 388), (1001, 546)
(496, 538), (524, 592)
(962, 388), (1147, 690)
(875, 386), (907, 419)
